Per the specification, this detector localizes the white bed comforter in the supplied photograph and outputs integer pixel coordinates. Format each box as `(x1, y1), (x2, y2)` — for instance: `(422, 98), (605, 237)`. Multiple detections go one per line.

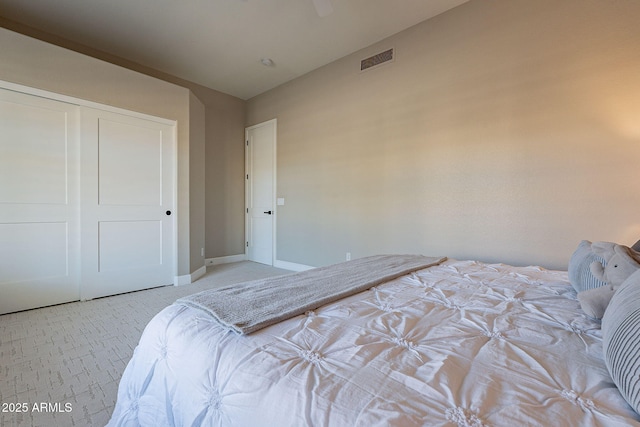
(107, 260), (640, 426)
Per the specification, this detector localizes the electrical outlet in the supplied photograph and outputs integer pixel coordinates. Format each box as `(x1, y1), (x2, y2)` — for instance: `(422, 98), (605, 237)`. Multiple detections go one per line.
(346, 252), (351, 261)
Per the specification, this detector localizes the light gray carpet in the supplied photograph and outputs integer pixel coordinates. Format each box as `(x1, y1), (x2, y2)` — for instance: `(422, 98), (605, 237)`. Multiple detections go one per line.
(0, 261), (290, 427)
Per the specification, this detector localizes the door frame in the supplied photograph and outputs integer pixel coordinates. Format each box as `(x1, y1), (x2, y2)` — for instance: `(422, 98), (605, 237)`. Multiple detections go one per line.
(245, 119), (277, 265)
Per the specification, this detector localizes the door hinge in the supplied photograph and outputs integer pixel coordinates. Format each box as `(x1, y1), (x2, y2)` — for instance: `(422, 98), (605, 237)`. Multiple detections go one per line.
(246, 241), (249, 247)
(246, 208), (248, 213)
(246, 174), (249, 179)
(246, 140), (249, 146)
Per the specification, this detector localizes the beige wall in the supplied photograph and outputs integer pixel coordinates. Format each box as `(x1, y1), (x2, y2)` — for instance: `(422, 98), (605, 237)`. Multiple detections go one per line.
(201, 94), (247, 258)
(247, 0), (640, 269)
(0, 27), (197, 276)
(189, 92), (206, 272)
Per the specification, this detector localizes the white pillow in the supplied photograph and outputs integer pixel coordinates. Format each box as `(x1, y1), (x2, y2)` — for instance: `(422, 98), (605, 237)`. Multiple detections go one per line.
(602, 269), (640, 414)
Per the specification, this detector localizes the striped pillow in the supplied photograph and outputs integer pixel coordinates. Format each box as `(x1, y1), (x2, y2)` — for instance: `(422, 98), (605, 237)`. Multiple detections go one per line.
(568, 240), (607, 292)
(602, 269), (640, 414)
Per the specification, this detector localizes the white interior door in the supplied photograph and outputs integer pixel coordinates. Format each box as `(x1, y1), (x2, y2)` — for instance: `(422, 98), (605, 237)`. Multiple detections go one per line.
(246, 120), (276, 265)
(81, 108), (175, 299)
(0, 88), (80, 314)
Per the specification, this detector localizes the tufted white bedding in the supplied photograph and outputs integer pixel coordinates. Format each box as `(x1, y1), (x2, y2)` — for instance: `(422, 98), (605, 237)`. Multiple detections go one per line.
(107, 259), (640, 426)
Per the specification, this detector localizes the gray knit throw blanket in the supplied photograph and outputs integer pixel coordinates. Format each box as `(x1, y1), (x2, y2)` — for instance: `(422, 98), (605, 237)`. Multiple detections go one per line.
(176, 254), (446, 335)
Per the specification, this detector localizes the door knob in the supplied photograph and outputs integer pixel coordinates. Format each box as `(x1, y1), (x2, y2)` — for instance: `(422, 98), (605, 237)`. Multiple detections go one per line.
(166, 210), (172, 216)
(263, 210), (272, 215)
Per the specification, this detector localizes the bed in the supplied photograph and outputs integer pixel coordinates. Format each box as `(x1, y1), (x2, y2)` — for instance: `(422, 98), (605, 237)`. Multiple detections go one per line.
(106, 255), (640, 426)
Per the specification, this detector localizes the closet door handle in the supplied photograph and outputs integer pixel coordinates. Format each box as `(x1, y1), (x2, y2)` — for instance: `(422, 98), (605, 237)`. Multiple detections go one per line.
(263, 210), (272, 215)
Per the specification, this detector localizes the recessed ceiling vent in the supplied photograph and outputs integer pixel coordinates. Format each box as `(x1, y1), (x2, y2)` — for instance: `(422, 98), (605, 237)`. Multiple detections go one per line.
(360, 48), (394, 72)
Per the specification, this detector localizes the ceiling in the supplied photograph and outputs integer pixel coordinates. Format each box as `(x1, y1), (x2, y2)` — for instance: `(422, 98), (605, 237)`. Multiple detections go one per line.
(0, 0), (469, 100)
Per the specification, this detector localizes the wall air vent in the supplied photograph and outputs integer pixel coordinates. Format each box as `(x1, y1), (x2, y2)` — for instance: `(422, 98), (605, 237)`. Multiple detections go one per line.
(360, 48), (394, 72)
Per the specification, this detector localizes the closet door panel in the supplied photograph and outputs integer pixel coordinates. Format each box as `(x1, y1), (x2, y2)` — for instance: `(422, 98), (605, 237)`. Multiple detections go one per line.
(98, 220), (162, 271)
(0, 100), (68, 204)
(97, 118), (162, 206)
(81, 108), (175, 299)
(0, 87), (80, 314)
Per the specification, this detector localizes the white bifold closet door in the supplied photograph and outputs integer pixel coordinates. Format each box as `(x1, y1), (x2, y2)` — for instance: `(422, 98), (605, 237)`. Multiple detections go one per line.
(0, 87), (175, 314)
(80, 108), (175, 300)
(0, 88), (81, 314)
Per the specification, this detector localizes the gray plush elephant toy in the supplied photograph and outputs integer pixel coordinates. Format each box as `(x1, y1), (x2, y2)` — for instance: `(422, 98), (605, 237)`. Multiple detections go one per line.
(577, 243), (640, 319)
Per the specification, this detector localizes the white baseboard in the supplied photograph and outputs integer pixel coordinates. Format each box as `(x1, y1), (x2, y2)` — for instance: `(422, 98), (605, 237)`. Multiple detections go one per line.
(191, 265), (207, 282)
(173, 265), (207, 286)
(205, 254), (247, 266)
(204, 254), (314, 272)
(274, 259), (315, 272)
